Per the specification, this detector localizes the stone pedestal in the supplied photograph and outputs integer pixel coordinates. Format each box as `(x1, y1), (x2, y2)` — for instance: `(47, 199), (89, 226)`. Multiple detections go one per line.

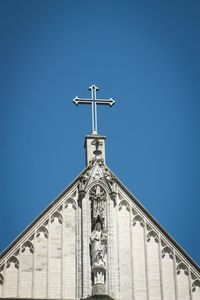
(92, 283), (106, 295)
(89, 265), (112, 300)
(85, 295), (114, 300)
(92, 265), (106, 286)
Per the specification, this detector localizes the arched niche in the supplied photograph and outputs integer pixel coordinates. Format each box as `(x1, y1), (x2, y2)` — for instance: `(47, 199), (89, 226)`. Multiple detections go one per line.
(36, 226), (49, 239)
(118, 199), (130, 212)
(19, 241), (34, 297)
(147, 230), (159, 243)
(89, 184), (107, 230)
(5, 256), (19, 297)
(132, 214), (144, 227)
(176, 262), (190, 300)
(161, 246), (176, 300)
(62, 196), (77, 299)
(177, 262), (189, 276)
(65, 197), (77, 210)
(6, 256), (19, 269)
(192, 279), (200, 292)
(131, 213), (147, 299)
(34, 226), (48, 298)
(118, 195), (132, 299)
(51, 211), (63, 224)
(146, 230), (161, 299)
(161, 246), (174, 259)
(21, 240), (34, 254)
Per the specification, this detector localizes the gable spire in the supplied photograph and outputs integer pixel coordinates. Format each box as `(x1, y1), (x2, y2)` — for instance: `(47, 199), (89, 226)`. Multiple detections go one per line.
(73, 85), (115, 166)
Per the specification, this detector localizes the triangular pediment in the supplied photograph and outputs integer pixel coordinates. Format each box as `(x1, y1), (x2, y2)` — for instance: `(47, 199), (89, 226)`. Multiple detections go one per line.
(0, 159), (199, 299)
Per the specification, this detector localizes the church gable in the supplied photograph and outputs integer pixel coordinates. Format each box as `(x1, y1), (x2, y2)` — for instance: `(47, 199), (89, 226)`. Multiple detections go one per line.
(1, 85), (199, 300)
(0, 158), (199, 299)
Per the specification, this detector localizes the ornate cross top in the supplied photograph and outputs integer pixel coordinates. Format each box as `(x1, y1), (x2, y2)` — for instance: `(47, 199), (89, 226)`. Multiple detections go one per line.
(73, 85), (115, 134)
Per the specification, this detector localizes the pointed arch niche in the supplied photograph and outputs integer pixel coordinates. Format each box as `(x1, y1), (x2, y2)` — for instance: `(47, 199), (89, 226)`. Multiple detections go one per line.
(62, 198), (77, 299)
(48, 210), (63, 299)
(192, 279), (200, 300)
(89, 183), (108, 293)
(89, 183), (107, 231)
(34, 226), (48, 298)
(176, 261), (190, 300)
(161, 245), (176, 300)
(146, 229), (162, 300)
(4, 256), (19, 297)
(107, 187), (120, 299)
(132, 214), (147, 300)
(118, 200), (132, 299)
(19, 240), (34, 298)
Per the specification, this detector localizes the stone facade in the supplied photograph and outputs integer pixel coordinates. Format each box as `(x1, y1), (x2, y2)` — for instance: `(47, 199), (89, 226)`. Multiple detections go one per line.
(0, 136), (199, 300)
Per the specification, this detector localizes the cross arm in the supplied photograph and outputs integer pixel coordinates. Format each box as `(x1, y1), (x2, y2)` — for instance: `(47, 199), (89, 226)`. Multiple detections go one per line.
(73, 97), (92, 105)
(95, 98), (115, 107)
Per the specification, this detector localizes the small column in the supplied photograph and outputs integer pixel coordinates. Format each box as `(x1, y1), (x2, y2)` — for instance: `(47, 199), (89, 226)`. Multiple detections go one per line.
(84, 135), (106, 166)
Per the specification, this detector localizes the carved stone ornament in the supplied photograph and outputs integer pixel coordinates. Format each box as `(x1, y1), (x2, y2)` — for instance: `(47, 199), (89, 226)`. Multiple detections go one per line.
(103, 168), (113, 183)
(51, 211), (63, 224)
(91, 138), (103, 157)
(36, 226), (48, 239)
(147, 230), (159, 243)
(78, 172), (90, 205)
(177, 262), (189, 276)
(21, 240), (34, 254)
(161, 246), (174, 259)
(90, 222), (107, 295)
(192, 279), (200, 292)
(90, 222), (107, 268)
(6, 256), (19, 269)
(133, 215), (145, 227)
(0, 273), (4, 285)
(89, 185), (108, 293)
(90, 185), (106, 226)
(97, 158), (105, 166)
(78, 172), (90, 192)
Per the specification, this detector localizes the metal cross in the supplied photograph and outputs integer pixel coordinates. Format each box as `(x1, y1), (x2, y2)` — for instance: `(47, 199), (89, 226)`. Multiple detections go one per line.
(73, 85), (115, 134)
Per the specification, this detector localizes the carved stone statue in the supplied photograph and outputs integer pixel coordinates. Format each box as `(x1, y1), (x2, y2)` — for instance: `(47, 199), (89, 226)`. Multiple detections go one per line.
(90, 185), (106, 224)
(90, 222), (107, 268)
(89, 185), (108, 293)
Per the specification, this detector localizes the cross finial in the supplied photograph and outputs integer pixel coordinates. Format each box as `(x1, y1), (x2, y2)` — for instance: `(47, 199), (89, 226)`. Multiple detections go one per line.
(73, 85), (115, 134)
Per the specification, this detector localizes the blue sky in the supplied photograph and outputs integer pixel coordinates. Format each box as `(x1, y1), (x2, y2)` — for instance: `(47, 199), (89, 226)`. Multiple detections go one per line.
(0, 1), (200, 265)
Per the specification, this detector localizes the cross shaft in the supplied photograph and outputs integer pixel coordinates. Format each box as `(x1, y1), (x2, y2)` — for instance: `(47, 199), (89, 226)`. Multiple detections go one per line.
(73, 85), (115, 134)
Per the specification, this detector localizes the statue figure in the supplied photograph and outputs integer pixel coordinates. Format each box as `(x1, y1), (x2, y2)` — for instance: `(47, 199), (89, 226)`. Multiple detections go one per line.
(90, 185), (106, 223)
(90, 222), (107, 267)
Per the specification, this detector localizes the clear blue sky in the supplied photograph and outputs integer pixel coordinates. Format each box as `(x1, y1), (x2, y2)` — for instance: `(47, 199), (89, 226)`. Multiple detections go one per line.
(0, 1), (200, 265)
